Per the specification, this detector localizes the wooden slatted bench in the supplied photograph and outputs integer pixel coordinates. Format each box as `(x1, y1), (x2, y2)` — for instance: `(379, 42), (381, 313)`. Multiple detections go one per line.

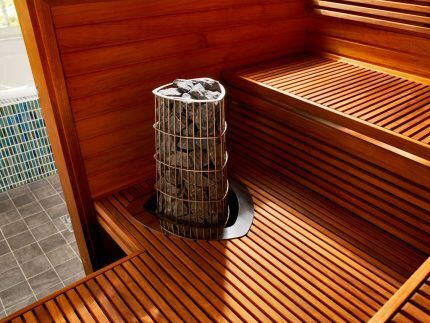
(224, 54), (430, 160)
(90, 162), (429, 322)
(3, 163), (428, 322)
(223, 53), (430, 255)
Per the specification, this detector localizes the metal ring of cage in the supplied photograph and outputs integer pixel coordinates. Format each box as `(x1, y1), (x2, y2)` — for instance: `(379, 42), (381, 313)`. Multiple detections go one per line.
(160, 221), (226, 240)
(155, 180), (230, 203)
(154, 153), (229, 172)
(153, 122), (227, 139)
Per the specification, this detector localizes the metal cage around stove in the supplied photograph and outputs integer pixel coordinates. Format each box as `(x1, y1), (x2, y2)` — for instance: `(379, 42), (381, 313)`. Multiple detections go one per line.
(153, 80), (228, 239)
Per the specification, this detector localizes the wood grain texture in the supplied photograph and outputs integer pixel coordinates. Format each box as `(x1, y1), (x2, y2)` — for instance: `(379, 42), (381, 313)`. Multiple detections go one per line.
(224, 62), (430, 254)
(370, 257), (430, 322)
(39, 0), (306, 198)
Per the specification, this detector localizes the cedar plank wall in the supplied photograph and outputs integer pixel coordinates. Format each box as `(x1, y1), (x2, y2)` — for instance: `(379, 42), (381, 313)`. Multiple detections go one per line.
(50, 0), (307, 198)
(307, 1), (430, 79)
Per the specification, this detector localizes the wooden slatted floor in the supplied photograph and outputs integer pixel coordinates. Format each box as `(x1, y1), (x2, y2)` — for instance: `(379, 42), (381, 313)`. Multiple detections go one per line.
(227, 55), (430, 145)
(91, 160), (426, 322)
(3, 162), (428, 322)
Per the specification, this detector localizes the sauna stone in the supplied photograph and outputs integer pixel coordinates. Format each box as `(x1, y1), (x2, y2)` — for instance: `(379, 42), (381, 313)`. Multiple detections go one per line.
(174, 79), (194, 93)
(189, 83), (206, 99)
(158, 88), (183, 97)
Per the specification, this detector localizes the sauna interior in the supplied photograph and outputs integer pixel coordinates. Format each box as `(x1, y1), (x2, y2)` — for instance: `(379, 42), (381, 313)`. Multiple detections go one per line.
(3, 0), (430, 321)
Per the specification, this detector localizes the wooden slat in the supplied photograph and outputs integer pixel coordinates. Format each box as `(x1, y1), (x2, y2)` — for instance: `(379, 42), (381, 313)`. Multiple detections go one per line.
(310, 0), (430, 36)
(370, 258), (430, 322)
(313, 0), (430, 24)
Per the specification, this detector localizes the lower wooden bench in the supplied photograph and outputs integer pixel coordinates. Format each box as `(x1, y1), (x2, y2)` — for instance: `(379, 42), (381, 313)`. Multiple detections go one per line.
(90, 162), (426, 322)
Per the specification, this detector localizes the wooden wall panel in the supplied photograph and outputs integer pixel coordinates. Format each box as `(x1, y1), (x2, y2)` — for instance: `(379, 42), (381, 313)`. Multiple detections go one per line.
(46, 0), (307, 198)
(308, 1), (430, 79)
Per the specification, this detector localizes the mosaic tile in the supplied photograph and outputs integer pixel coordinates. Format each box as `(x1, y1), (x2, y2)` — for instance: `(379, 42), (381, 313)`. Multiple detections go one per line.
(0, 97), (57, 192)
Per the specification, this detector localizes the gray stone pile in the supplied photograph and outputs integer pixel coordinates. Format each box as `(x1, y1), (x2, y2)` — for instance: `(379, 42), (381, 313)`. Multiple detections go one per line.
(154, 78), (228, 233)
(158, 78), (222, 101)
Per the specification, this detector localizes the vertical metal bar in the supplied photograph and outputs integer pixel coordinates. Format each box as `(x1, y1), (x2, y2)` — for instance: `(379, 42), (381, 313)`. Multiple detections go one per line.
(186, 101), (191, 237)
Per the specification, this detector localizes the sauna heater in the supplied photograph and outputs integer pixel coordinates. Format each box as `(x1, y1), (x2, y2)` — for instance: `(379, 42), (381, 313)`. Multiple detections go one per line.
(149, 78), (253, 240)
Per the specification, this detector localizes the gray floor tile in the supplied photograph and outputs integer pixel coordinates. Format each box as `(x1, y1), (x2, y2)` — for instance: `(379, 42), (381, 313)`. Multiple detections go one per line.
(36, 282), (63, 300)
(46, 244), (75, 267)
(0, 229), (4, 240)
(60, 229), (76, 244)
(30, 222), (58, 241)
(63, 271), (85, 286)
(5, 295), (36, 316)
(53, 184), (62, 193)
(0, 210), (20, 227)
(52, 217), (67, 231)
(39, 233), (67, 253)
(23, 211), (50, 229)
(0, 253), (18, 274)
(7, 231), (35, 250)
(55, 257), (83, 281)
(18, 202), (43, 218)
(0, 200), (15, 214)
(45, 203), (68, 219)
(0, 266), (24, 291)
(32, 186), (56, 200)
(0, 311), (5, 319)
(21, 255), (51, 278)
(70, 241), (80, 256)
(0, 192), (9, 202)
(59, 192), (65, 201)
(0, 240), (11, 256)
(39, 195), (63, 210)
(13, 243), (43, 264)
(7, 186), (30, 199)
(28, 179), (50, 192)
(1, 220), (27, 238)
(11, 194), (36, 208)
(0, 281), (33, 308)
(28, 269), (61, 295)
(47, 174), (60, 185)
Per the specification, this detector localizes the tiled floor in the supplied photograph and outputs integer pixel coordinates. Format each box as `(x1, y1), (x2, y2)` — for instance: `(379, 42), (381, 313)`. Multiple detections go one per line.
(0, 175), (84, 319)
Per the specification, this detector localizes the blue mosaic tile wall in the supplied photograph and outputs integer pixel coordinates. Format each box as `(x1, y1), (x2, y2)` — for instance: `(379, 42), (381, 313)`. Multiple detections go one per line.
(0, 95), (57, 192)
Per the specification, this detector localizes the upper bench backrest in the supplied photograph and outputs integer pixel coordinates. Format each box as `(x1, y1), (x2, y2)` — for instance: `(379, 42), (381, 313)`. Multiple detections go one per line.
(307, 0), (430, 79)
